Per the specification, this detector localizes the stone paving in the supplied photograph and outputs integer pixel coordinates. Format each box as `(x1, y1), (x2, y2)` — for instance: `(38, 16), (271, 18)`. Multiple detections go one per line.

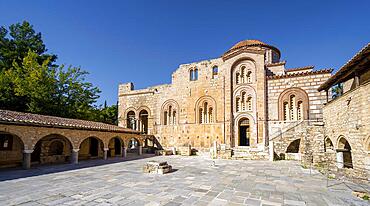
(0, 155), (369, 206)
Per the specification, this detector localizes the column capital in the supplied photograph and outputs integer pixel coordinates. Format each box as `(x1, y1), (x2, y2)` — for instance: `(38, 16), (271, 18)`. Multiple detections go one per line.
(72, 149), (80, 152)
(23, 149), (34, 153)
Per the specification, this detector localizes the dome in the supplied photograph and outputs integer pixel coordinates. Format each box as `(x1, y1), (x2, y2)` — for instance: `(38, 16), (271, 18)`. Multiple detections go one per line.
(230, 39), (269, 50)
(224, 39), (281, 58)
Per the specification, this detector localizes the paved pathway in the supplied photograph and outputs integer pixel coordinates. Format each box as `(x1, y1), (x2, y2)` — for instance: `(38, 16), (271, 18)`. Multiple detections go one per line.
(0, 155), (368, 206)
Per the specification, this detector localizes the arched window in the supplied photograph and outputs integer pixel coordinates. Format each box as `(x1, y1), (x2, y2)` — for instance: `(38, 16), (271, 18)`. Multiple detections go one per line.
(212, 66), (218, 78)
(173, 111), (176, 125)
(164, 111), (168, 125)
(279, 88), (309, 121)
(209, 107), (213, 123)
(236, 97), (240, 112)
(283, 102), (289, 121)
(236, 73), (240, 84)
(241, 92), (246, 111)
(161, 100), (179, 125)
(196, 97), (216, 124)
(240, 66), (245, 83)
(247, 97), (252, 111)
(325, 138), (334, 152)
(126, 111), (136, 129)
(189, 69), (194, 81)
(199, 108), (203, 124)
(139, 110), (149, 134)
(194, 68), (198, 80)
(246, 71), (252, 83)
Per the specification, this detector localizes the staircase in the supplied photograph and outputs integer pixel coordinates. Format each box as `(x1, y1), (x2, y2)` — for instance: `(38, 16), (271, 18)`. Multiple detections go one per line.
(231, 146), (269, 160)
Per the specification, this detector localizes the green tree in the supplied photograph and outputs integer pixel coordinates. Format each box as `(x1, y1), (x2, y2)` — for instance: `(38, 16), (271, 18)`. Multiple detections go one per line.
(332, 83), (343, 99)
(0, 50), (101, 119)
(0, 21), (57, 71)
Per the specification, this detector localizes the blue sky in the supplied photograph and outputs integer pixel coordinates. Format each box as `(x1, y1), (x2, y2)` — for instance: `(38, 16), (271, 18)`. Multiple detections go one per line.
(1, 0), (369, 105)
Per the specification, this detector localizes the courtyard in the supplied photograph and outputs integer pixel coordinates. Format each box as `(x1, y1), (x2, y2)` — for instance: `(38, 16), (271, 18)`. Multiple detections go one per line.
(0, 156), (369, 206)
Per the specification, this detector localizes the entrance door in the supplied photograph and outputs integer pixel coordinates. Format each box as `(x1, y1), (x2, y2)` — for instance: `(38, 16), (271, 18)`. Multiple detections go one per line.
(90, 138), (99, 157)
(239, 118), (250, 146)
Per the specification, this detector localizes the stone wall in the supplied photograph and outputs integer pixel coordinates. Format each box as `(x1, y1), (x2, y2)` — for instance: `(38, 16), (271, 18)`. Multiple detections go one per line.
(322, 81), (370, 179)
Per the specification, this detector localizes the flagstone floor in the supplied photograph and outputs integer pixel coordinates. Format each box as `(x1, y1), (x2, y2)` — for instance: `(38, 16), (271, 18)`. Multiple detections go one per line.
(0, 155), (369, 206)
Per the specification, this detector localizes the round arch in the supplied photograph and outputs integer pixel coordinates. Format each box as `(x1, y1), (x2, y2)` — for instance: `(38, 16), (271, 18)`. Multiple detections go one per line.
(107, 136), (124, 157)
(195, 96), (217, 123)
(324, 137), (334, 152)
(31, 134), (73, 164)
(336, 136), (353, 168)
(0, 131), (25, 168)
(161, 99), (180, 125)
(278, 87), (309, 121)
(78, 136), (105, 160)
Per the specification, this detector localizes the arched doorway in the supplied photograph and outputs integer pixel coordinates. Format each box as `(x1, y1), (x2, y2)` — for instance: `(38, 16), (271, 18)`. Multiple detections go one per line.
(139, 110), (149, 134)
(79, 137), (104, 160)
(337, 137), (353, 168)
(238, 118), (250, 146)
(127, 138), (140, 155)
(108, 137), (123, 157)
(31, 134), (72, 165)
(0, 132), (24, 168)
(127, 111), (136, 130)
(325, 137), (334, 152)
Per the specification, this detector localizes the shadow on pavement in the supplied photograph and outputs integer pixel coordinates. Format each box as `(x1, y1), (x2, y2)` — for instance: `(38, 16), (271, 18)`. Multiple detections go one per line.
(0, 154), (155, 182)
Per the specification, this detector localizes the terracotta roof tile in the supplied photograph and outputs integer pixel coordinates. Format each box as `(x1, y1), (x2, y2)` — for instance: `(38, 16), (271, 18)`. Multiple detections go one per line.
(286, 66), (314, 72)
(266, 68), (333, 80)
(0, 109), (139, 133)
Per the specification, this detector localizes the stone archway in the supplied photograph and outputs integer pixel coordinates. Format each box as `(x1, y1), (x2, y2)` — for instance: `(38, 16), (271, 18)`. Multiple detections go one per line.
(79, 137), (104, 160)
(0, 132), (25, 168)
(127, 137), (141, 155)
(238, 118), (250, 146)
(108, 137), (124, 158)
(336, 136), (353, 169)
(31, 134), (72, 165)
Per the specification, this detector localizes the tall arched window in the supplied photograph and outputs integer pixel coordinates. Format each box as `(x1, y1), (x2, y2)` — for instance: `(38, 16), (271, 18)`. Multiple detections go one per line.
(212, 66), (218, 79)
(164, 111), (168, 125)
(236, 73), (240, 84)
(173, 111), (176, 124)
(241, 92), (246, 111)
(236, 97), (240, 112)
(240, 66), (245, 83)
(247, 97), (252, 111)
(126, 111), (136, 129)
(246, 71), (252, 83)
(194, 68), (198, 80)
(279, 88), (309, 121)
(209, 107), (213, 123)
(189, 69), (194, 81)
(199, 108), (203, 123)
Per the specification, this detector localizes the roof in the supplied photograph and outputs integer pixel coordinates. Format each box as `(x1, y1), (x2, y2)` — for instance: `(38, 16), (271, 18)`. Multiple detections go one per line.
(0, 109), (139, 133)
(267, 68), (333, 80)
(223, 39), (281, 58)
(318, 43), (370, 91)
(286, 66), (314, 72)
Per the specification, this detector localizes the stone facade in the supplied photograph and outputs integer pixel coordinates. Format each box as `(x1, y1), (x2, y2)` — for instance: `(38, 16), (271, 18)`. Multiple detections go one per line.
(118, 40), (332, 159)
(0, 112), (157, 169)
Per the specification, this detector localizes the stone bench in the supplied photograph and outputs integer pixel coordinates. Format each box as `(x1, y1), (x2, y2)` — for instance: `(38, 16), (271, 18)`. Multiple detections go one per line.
(143, 161), (172, 174)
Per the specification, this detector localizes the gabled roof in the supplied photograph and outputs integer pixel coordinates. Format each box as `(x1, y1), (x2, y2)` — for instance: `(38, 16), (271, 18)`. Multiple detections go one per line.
(318, 43), (370, 91)
(0, 109), (139, 133)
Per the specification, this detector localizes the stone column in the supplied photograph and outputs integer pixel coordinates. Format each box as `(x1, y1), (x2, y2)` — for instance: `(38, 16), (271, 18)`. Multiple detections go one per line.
(71, 149), (79, 164)
(122, 147), (127, 158)
(336, 151), (344, 168)
(138, 146), (143, 155)
(104, 148), (109, 160)
(269, 141), (274, 161)
(172, 147), (176, 155)
(22, 150), (33, 169)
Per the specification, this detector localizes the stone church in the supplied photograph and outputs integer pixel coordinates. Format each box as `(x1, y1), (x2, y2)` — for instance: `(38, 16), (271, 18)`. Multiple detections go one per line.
(118, 40), (332, 158)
